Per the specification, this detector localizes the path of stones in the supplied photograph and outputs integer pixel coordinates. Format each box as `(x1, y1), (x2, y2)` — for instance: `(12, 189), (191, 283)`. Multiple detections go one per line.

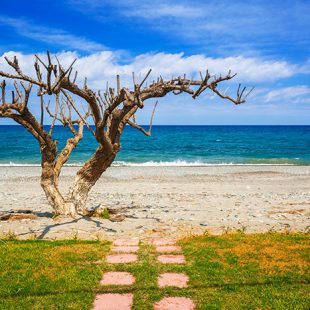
(93, 237), (195, 310)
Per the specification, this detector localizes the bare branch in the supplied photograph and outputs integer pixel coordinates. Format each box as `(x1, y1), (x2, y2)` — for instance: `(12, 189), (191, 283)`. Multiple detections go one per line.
(13, 81), (23, 101)
(139, 69), (152, 88)
(54, 121), (84, 178)
(149, 101), (158, 134)
(243, 86), (255, 100)
(51, 58), (77, 93)
(127, 120), (151, 136)
(40, 94), (44, 127)
(0, 80), (6, 103)
(127, 101), (158, 137)
(61, 90), (95, 136)
(49, 93), (60, 135)
(34, 54), (48, 70)
(116, 75), (120, 95)
(20, 82), (33, 108)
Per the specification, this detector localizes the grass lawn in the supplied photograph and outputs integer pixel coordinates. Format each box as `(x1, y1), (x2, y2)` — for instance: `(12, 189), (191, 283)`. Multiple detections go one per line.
(0, 233), (309, 309)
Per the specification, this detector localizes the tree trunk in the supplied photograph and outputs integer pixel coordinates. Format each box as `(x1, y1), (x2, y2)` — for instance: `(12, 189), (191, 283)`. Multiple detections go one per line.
(40, 146), (77, 217)
(40, 142), (118, 217)
(41, 160), (77, 216)
(67, 145), (117, 215)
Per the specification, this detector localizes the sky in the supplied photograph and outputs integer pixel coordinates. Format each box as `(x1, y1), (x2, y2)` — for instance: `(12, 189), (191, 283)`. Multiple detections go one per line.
(0, 0), (309, 125)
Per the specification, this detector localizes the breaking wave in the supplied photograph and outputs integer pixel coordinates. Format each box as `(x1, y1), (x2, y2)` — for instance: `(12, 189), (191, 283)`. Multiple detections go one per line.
(0, 158), (307, 167)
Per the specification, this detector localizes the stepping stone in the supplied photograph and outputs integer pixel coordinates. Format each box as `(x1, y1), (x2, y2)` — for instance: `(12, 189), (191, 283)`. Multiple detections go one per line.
(152, 238), (176, 246)
(112, 246), (139, 253)
(106, 254), (138, 264)
(154, 297), (195, 310)
(93, 293), (133, 310)
(113, 238), (139, 246)
(157, 255), (186, 264)
(158, 272), (189, 288)
(156, 245), (182, 253)
(100, 272), (135, 285)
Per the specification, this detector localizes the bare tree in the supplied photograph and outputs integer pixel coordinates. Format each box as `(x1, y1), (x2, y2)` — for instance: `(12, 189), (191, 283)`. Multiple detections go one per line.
(0, 52), (253, 217)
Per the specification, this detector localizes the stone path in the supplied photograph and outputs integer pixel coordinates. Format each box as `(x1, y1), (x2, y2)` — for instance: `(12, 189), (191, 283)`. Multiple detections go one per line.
(93, 238), (195, 310)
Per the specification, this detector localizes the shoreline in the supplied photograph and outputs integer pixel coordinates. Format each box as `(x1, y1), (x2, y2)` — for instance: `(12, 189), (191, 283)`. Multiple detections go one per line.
(0, 163), (309, 167)
(0, 165), (309, 240)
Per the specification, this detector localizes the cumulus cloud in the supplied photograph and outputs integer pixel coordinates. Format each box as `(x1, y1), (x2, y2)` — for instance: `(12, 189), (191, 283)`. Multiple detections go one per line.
(1, 50), (309, 124)
(0, 50), (301, 91)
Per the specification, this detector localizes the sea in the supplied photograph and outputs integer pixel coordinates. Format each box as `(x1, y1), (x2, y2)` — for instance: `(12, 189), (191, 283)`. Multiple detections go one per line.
(0, 125), (309, 166)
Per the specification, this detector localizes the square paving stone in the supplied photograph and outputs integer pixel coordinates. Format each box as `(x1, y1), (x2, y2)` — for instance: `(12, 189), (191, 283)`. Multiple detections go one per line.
(113, 238), (139, 246)
(112, 246), (139, 253)
(157, 255), (186, 264)
(156, 245), (182, 253)
(154, 297), (195, 310)
(152, 238), (176, 246)
(158, 273), (189, 288)
(93, 293), (133, 310)
(106, 254), (138, 264)
(100, 272), (135, 285)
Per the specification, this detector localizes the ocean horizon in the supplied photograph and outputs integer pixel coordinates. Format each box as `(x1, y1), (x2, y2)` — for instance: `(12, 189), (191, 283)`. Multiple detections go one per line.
(0, 125), (309, 166)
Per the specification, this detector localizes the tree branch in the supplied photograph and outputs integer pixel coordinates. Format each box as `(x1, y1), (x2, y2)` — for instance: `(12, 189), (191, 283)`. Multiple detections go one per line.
(54, 121), (84, 178)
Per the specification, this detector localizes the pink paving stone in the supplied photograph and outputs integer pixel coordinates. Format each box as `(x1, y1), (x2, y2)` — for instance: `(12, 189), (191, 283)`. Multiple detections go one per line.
(154, 297), (195, 310)
(113, 237), (140, 246)
(100, 272), (135, 285)
(93, 293), (133, 310)
(152, 238), (177, 246)
(112, 246), (139, 253)
(106, 254), (138, 264)
(157, 255), (186, 264)
(158, 273), (189, 288)
(156, 245), (182, 253)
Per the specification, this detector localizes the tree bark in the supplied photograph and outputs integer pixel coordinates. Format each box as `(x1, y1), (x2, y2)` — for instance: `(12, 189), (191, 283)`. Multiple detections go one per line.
(39, 141), (118, 217)
(40, 146), (77, 216)
(67, 145), (118, 215)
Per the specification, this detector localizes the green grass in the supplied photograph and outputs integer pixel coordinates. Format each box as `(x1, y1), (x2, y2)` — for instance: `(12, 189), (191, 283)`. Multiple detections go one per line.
(98, 207), (110, 219)
(0, 233), (309, 309)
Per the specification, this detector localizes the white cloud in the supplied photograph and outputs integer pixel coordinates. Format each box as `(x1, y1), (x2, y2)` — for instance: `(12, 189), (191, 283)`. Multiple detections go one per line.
(0, 15), (105, 52)
(124, 4), (203, 19)
(0, 50), (302, 92)
(265, 86), (310, 103)
(1, 50), (310, 125)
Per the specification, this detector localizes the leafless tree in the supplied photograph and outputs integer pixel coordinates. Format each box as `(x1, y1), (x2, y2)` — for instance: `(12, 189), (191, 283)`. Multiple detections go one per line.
(0, 52), (253, 217)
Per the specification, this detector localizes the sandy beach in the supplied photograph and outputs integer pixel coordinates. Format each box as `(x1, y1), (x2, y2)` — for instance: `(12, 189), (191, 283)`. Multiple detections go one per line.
(0, 165), (309, 240)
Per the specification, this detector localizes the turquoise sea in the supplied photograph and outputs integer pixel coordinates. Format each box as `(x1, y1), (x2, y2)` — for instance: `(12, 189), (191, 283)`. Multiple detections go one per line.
(0, 125), (309, 166)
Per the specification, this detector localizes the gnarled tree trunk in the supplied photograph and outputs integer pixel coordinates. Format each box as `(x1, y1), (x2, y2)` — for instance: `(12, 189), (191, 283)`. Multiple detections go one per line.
(41, 166), (75, 216)
(40, 146), (76, 216)
(40, 144), (118, 217)
(66, 145), (117, 215)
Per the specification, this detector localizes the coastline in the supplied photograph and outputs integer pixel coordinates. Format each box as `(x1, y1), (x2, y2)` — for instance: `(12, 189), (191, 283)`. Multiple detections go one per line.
(0, 165), (309, 240)
(0, 163), (309, 167)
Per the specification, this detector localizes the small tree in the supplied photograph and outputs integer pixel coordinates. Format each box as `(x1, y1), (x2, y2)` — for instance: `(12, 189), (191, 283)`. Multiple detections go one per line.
(0, 52), (253, 217)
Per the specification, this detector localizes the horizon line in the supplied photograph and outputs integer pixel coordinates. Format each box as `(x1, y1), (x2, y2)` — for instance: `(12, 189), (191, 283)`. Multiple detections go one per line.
(1, 124), (310, 127)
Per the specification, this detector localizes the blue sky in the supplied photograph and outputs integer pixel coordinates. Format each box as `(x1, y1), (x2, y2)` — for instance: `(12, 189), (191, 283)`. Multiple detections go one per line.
(0, 0), (309, 124)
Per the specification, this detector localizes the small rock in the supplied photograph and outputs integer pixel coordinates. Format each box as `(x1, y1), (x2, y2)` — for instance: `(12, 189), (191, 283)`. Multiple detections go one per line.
(110, 214), (125, 222)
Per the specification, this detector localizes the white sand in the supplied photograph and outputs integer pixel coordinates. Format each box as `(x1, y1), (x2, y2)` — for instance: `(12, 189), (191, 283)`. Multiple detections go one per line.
(0, 165), (309, 240)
